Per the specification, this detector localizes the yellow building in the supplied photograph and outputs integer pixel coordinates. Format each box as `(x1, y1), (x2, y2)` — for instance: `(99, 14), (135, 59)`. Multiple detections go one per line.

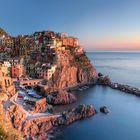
(0, 62), (15, 96)
(19, 36), (32, 58)
(56, 39), (62, 48)
(4, 36), (14, 48)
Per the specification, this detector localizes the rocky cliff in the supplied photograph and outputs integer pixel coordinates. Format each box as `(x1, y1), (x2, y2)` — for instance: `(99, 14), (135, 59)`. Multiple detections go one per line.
(19, 104), (95, 140)
(32, 98), (47, 113)
(0, 103), (23, 140)
(49, 46), (97, 91)
(46, 90), (77, 105)
(54, 104), (96, 125)
(22, 116), (57, 140)
(7, 104), (27, 131)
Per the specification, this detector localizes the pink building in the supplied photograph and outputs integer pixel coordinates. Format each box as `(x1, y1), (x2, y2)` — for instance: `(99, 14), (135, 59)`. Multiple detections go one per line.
(11, 64), (24, 78)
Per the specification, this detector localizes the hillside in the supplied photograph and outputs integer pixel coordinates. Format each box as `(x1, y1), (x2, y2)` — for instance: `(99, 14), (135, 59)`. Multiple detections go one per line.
(49, 46), (97, 91)
(0, 103), (23, 140)
(0, 28), (9, 37)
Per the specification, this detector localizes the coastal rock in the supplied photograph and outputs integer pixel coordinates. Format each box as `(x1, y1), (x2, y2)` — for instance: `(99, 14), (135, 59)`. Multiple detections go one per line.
(109, 82), (140, 96)
(100, 106), (110, 114)
(47, 90), (77, 105)
(7, 105), (27, 130)
(7, 103), (96, 140)
(55, 104), (96, 125)
(32, 98), (47, 113)
(49, 46), (97, 90)
(97, 74), (111, 85)
(22, 116), (57, 139)
(0, 103), (24, 139)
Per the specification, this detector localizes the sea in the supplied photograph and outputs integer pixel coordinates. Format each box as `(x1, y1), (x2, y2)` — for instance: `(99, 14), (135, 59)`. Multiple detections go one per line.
(50, 52), (140, 140)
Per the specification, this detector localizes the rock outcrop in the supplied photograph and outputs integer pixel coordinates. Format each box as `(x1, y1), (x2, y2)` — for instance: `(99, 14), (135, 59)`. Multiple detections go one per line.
(49, 46), (97, 91)
(97, 73), (111, 85)
(109, 82), (140, 96)
(54, 104), (96, 125)
(0, 103), (24, 140)
(46, 90), (77, 105)
(32, 98), (47, 113)
(100, 106), (110, 114)
(21, 104), (95, 140)
(22, 116), (57, 140)
(7, 104), (27, 130)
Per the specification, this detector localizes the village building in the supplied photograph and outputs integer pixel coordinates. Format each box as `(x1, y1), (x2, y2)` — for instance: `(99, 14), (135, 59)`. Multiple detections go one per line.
(57, 32), (68, 38)
(62, 37), (79, 47)
(0, 45), (5, 53)
(35, 64), (48, 79)
(0, 62), (15, 94)
(9, 57), (24, 66)
(4, 36), (14, 48)
(35, 64), (56, 80)
(11, 64), (25, 78)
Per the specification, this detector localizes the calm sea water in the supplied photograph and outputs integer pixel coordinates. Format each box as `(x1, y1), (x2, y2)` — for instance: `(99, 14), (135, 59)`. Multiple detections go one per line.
(51, 52), (140, 140)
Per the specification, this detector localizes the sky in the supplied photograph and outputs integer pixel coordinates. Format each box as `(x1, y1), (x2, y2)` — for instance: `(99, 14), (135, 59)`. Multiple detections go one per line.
(0, 0), (140, 51)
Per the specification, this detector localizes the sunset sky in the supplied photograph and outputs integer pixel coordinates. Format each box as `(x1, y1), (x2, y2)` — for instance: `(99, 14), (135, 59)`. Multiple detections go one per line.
(0, 0), (140, 51)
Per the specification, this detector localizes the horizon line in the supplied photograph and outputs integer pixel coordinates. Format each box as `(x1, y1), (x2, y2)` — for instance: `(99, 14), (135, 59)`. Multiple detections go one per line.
(85, 50), (140, 53)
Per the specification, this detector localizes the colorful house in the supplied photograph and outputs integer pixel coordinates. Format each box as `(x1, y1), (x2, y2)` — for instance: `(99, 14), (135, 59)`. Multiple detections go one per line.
(11, 64), (24, 78)
(0, 62), (15, 95)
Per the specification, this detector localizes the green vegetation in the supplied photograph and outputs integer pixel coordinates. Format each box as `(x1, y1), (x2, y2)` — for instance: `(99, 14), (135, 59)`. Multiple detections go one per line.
(0, 103), (23, 140)
(0, 125), (7, 140)
(0, 124), (23, 140)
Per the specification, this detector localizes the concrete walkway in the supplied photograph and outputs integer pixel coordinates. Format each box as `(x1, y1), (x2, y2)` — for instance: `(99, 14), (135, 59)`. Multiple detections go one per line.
(9, 93), (60, 121)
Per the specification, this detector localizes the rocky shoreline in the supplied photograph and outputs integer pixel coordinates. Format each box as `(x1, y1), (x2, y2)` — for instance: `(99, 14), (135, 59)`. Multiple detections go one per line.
(7, 74), (140, 140)
(54, 104), (95, 126)
(108, 82), (140, 96)
(46, 90), (77, 105)
(97, 73), (140, 96)
(7, 104), (95, 140)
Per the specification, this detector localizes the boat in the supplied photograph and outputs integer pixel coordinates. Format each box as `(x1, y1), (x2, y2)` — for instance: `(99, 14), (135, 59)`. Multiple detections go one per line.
(17, 94), (24, 98)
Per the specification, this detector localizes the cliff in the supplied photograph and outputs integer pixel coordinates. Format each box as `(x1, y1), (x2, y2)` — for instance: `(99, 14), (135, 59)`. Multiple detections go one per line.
(46, 90), (77, 105)
(54, 104), (96, 125)
(7, 104), (27, 130)
(0, 103), (23, 140)
(19, 104), (95, 140)
(49, 46), (97, 91)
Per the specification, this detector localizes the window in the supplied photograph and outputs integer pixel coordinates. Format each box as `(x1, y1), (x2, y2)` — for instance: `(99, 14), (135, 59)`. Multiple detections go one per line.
(23, 83), (28, 86)
(5, 79), (7, 86)
(8, 80), (10, 85)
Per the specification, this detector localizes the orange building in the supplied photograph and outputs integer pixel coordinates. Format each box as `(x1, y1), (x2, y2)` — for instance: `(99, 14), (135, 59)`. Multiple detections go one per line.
(11, 64), (24, 78)
(62, 37), (79, 47)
